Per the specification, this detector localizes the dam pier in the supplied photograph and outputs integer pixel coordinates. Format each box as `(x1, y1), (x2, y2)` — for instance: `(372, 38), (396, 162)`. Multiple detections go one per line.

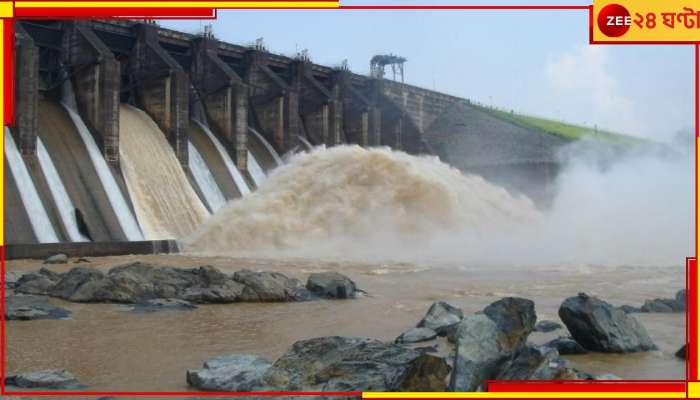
(6, 19), (565, 253)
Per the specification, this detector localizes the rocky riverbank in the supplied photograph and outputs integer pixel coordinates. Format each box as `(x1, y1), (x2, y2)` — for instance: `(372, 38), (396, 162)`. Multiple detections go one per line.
(5, 254), (685, 391)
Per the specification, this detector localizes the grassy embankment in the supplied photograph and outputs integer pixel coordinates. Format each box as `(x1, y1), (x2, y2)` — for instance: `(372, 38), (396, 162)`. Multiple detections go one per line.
(469, 102), (646, 145)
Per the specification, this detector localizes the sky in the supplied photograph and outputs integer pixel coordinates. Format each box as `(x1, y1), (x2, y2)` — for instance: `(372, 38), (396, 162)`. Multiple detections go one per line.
(160, 5), (695, 143)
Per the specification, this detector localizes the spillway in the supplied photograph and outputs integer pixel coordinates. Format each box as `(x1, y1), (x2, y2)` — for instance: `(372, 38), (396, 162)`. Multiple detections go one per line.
(248, 127), (282, 170)
(36, 137), (89, 242)
(119, 104), (209, 239)
(188, 140), (226, 212)
(247, 149), (266, 187)
(193, 120), (250, 197)
(5, 127), (59, 243)
(62, 103), (144, 241)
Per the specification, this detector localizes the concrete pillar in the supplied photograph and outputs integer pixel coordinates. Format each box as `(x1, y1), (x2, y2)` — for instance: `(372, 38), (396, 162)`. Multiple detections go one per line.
(369, 107), (381, 146)
(246, 50), (299, 153)
(14, 26), (39, 155)
(62, 21), (121, 164)
(131, 23), (189, 167)
(192, 37), (248, 171)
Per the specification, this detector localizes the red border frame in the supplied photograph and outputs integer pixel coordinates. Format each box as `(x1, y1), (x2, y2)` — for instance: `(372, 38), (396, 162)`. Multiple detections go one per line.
(1, 2), (698, 397)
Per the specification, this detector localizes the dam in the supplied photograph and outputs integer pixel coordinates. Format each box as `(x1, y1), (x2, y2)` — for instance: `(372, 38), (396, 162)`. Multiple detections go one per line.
(5, 19), (568, 252)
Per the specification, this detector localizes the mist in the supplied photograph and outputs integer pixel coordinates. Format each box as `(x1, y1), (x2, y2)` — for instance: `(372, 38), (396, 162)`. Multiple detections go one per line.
(183, 138), (693, 268)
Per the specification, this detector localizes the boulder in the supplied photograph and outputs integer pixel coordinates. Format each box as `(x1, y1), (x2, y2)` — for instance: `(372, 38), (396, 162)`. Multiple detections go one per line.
(497, 345), (578, 380)
(234, 270), (312, 302)
(263, 336), (450, 391)
(641, 298), (680, 313)
(676, 344), (686, 359)
(306, 272), (357, 299)
(5, 271), (23, 289)
(181, 281), (245, 304)
(593, 373), (623, 380)
(15, 269), (62, 295)
(534, 320), (563, 333)
(558, 293), (657, 353)
(395, 327), (438, 344)
(619, 305), (641, 314)
(129, 298), (197, 313)
(49, 267), (108, 302)
(5, 295), (71, 320)
(6, 369), (80, 389)
(483, 297), (536, 352)
(417, 301), (463, 335)
(44, 253), (68, 264)
(449, 314), (511, 391)
(187, 354), (272, 391)
(676, 290), (686, 310)
(543, 337), (588, 355)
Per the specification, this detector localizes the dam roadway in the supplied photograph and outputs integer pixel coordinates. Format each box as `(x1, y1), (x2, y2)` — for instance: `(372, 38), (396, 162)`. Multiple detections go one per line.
(6, 19), (567, 250)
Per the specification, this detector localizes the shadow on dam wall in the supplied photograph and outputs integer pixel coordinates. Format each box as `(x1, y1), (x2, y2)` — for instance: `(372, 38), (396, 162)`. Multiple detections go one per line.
(4, 19), (574, 255)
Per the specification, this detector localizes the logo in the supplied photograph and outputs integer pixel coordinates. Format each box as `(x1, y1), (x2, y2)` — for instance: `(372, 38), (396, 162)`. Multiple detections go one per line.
(597, 3), (632, 37)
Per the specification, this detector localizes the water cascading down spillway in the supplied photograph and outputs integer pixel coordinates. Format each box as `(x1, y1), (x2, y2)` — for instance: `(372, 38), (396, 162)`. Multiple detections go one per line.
(4, 127), (59, 243)
(61, 101), (144, 241)
(36, 137), (90, 242)
(119, 104), (209, 240)
(188, 140), (227, 212)
(193, 119), (251, 197)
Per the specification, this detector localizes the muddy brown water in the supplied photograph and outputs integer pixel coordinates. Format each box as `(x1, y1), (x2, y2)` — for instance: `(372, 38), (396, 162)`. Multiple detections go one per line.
(5, 254), (686, 392)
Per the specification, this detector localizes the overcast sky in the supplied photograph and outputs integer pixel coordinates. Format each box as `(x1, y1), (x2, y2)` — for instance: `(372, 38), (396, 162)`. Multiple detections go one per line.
(160, 4), (695, 142)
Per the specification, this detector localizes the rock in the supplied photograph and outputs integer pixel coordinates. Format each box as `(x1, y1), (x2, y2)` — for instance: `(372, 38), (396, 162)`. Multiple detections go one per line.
(413, 344), (439, 354)
(74, 257), (90, 264)
(181, 281), (245, 304)
(483, 297), (536, 352)
(558, 293), (657, 353)
(49, 267), (108, 302)
(593, 373), (623, 380)
(15, 268), (62, 295)
(5, 295), (71, 320)
(395, 327), (438, 344)
(44, 253), (68, 264)
(187, 354), (272, 391)
(5, 271), (23, 289)
(129, 298), (197, 313)
(417, 301), (463, 335)
(497, 345), (578, 380)
(543, 337), (588, 355)
(639, 290), (685, 313)
(449, 314), (511, 391)
(18, 263), (325, 305)
(641, 298), (680, 313)
(263, 336), (450, 391)
(619, 305), (641, 314)
(535, 320), (563, 333)
(234, 270), (312, 302)
(306, 272), (357, 299)
(676, 344), (686, 359)
(676, 290), (686, 310)
(6, 369), (80, 389)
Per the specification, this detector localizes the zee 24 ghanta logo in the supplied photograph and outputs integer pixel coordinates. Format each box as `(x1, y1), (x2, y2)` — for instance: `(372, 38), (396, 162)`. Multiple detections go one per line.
(597, 3), (700, 38)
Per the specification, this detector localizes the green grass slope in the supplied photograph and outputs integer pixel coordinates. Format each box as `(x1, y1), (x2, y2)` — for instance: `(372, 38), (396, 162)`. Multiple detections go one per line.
(469, 102), (646, 145)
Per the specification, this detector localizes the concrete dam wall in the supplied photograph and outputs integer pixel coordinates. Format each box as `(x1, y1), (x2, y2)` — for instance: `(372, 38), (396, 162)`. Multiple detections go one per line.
(5, 19), (567, 247)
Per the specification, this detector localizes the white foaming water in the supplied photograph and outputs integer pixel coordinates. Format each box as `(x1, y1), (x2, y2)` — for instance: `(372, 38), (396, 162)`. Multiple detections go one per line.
(249, 127), (283, 166)
(5, 127), (59, 243)
(184, 145), (537, 261)
(247, 150), (266, 187)
(184, 142), (692, 267)
(193, 120), (250, 196)
(188, 140), (226, 212)
(120, 105), (209, 239)
(36, 137), (89, 242)
(60, 96), (144, 241)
